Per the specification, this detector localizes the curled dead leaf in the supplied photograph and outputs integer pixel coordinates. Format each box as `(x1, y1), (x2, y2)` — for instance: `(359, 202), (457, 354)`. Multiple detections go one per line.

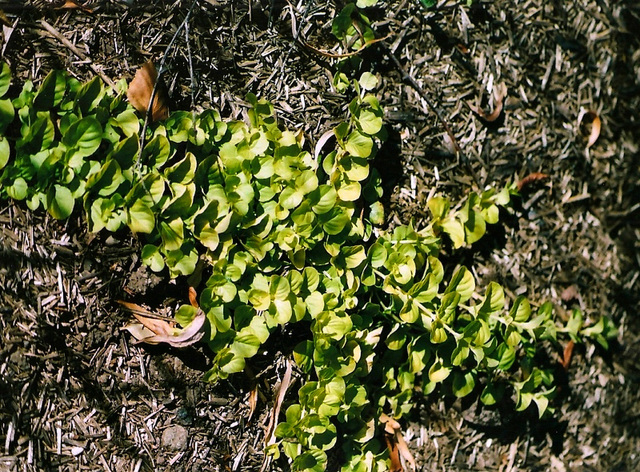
(188, 286), (199, 308)
(517, 172), (549, 191)
(127, 61), (169, 122)
(380, 413), (416, 472)
(55, 0), (94, 13)
(469, 82), (507, 122)
(578, 109), (601, 148)
(119, 300), (205, 348)
(560, 340), (575, 371)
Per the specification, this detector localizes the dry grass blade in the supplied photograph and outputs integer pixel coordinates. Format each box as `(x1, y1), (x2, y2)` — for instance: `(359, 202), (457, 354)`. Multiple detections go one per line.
(260, 359), (293, 472)
(0, 8), (11, 27)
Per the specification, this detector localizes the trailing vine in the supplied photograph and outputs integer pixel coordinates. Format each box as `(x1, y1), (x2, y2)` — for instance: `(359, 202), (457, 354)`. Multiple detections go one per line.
(0, 63), (615, 471)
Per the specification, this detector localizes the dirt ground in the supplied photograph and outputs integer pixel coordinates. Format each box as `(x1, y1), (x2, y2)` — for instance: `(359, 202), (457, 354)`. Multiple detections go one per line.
(1, 0), (640, 471)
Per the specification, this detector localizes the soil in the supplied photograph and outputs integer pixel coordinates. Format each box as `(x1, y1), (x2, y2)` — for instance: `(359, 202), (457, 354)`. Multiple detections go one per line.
(1, 1), (639, 471)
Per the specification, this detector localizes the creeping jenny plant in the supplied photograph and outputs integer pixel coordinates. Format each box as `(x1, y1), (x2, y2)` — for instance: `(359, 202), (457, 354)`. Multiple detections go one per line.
(0, 63), (615, 471)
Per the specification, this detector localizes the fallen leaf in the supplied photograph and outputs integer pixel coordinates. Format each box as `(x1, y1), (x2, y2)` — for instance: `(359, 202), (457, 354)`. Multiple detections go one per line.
(578, 109), (601, 148)
(560, 340), (575, 371)
(127, 61), (169, 122)
(380, 413), (416, 472)
(55, 1), (94, 13)
(469, 82), (507, 122)
(188, 286), (199, 308)
(119, 300), (206, 348)
(517, 172), (549, 191)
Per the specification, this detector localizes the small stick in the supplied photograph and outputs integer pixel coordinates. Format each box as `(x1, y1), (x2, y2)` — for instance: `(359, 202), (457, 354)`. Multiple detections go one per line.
(136, 0), (198, 174)
(39, 19), (114, 87)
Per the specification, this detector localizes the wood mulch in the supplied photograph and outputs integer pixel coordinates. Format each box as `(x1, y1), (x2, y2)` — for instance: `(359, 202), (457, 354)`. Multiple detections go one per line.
(1, 1), (639, 471)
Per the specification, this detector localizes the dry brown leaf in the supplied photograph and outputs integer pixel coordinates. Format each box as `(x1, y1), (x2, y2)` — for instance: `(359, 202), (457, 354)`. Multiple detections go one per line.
(384, 432), (403, 472)
(469, 82), (507, 122)
(578, 109), (601, 148)
(55, 0), (94, 13)
(119, 300), (206, 348)
(188, 286), (199, 308)
(127, 61), (169, 122)
(380, 414), (416, 472)
(517, 172), (549, 191)
(561, 340), (575, 371)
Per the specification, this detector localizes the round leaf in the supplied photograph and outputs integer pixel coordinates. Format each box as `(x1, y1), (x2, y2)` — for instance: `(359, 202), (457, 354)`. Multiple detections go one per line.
(62, 116), (102, 158)
(345, 130), (373, 158)
(47, 184), (74, 219)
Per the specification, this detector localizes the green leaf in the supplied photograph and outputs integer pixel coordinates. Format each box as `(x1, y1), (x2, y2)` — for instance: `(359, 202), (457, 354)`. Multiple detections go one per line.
(111, 109), (139, 137)
(0, 136), (9, 170)
(85, 158), (124, 197)
(342, 245), (366, 269)
(321, 208), (350, 235)
(480, 382), (504, 405)
(358, 72), (378, 91)
(6, 177), (28, 200)
(165, 243), (198, 277)
(143, 134), (170, 169)
(165, 152), (197, 184)
(343, 156), (370, 182)
(428, 359), (451, 383)
(310, 185), (337, 214)
(33, 70), (66, 110)
(345, 130), (373, 158)
(230, 333), (261, 358)
(452, 371), (476, 398)
(0, 98), (15, 131)
(75, 76), (104, 115)
(368, 242), (387, 268)
(141, 244), (165, 272)
(369, 201), (384, 225)
(292, 450), (327, 472)
(510, 296), (531, 322)
(0, 62), (11, 97)
(463, 208), (486, 244)
(446, 266), (475, 303)
(62, 116), (102, 157)
(441, 216), (465, 248)
(159, 218), (184, 251)
(127, 199), (155, 233)
(293, 340), (314, 373)
(478, 282), (505, 316)
(358, 109), (383, 135)
(46, 184), (74, 219)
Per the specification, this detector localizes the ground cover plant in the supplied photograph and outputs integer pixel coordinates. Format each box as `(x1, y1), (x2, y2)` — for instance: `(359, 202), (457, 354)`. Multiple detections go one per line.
(2, 0), (639, 471)
(0, 53), (617, 471)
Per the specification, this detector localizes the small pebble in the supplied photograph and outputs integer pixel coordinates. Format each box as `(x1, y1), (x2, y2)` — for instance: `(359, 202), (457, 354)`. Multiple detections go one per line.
(161, 425), (188, 451)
